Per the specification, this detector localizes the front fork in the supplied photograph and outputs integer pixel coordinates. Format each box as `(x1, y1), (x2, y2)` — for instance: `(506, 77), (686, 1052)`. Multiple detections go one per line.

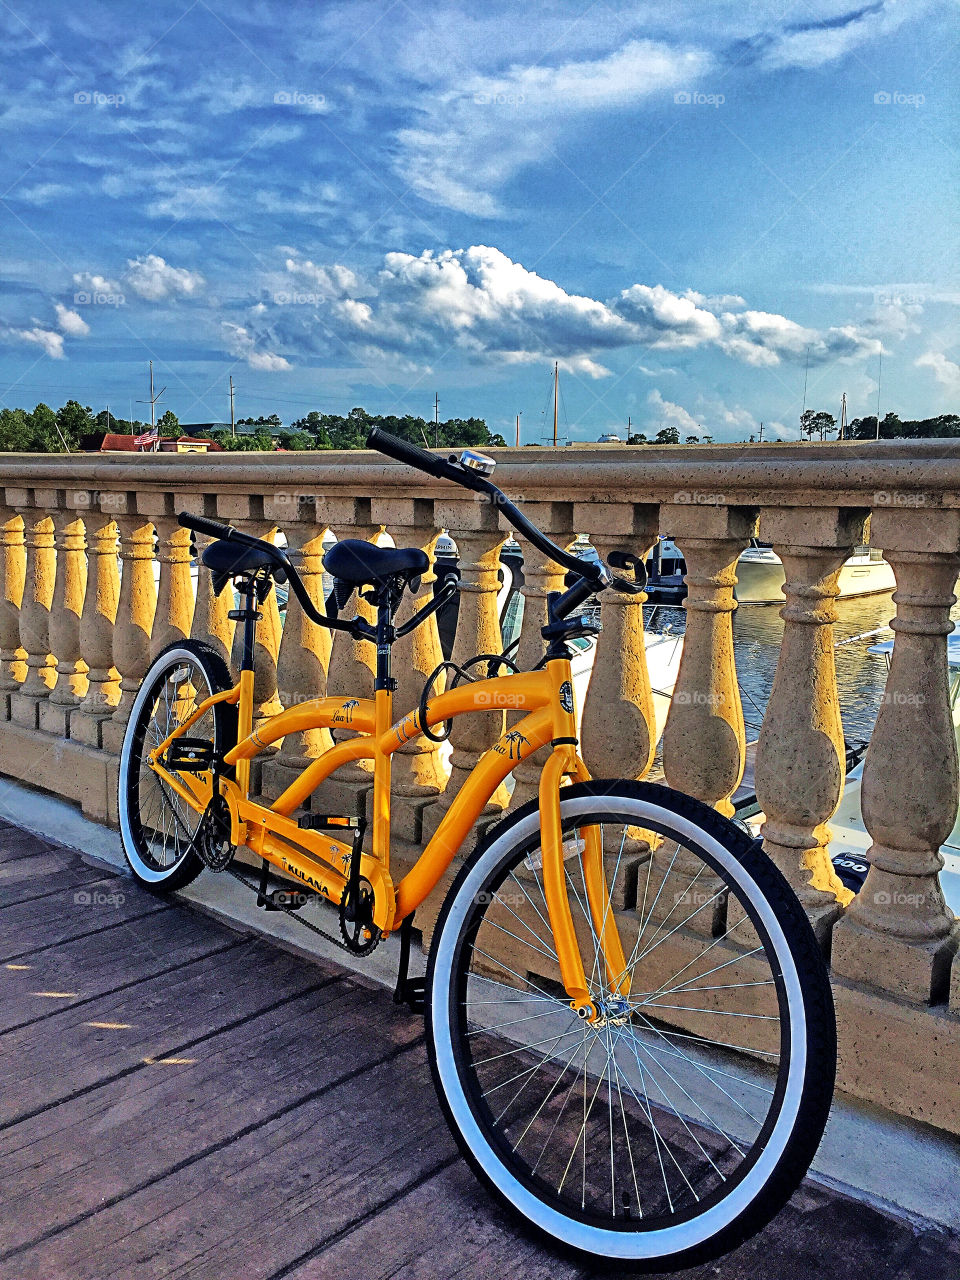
(538, 745), (630, 1021)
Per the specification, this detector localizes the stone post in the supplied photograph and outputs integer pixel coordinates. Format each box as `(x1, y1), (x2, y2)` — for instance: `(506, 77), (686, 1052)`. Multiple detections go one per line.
(72, 512), (120, 747)
(101, 513), (156, 754)
(11, 501), (56, 728)
(41, 510), (89, 734)
(0, 507), (26, 711)
(752, 508), (865, 946)
(834, 508), (960, 1004)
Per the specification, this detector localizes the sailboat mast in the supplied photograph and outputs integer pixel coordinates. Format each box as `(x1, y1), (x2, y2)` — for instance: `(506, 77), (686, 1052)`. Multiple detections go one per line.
(553, 361), (558, 446)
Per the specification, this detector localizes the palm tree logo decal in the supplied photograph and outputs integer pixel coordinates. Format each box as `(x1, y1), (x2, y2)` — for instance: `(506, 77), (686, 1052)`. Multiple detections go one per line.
(334, 698), (360, 724)
(495, 730), (529, 761)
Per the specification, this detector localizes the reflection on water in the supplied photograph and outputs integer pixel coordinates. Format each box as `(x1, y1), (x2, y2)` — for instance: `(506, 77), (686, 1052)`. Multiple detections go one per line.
(646, 591), (960, 747)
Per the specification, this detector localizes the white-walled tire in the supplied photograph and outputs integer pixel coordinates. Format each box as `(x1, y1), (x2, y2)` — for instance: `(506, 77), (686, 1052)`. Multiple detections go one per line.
(118, 641), (237, 892)
(425, 780), (835, 1272)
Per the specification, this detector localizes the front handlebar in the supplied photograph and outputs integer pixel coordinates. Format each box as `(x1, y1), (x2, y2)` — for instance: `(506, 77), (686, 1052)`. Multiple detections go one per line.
(365, 427), (615, 597)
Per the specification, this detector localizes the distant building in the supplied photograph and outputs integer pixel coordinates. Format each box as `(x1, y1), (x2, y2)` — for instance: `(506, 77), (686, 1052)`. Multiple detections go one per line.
(99, 433), (156, 453)
(158, 436), (220, 454)
(597, 433), (623, 444)
(179, 422), (232, 437)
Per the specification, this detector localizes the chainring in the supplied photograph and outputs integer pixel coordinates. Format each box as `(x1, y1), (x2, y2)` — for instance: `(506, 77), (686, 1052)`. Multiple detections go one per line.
(195, 793), (235, 872)
(339, 877), (381, 955)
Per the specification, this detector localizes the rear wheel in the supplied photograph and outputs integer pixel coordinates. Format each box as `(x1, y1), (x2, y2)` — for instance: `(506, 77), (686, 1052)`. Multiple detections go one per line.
(426, 780), (836, 1272)
(118, 641), (237, 892)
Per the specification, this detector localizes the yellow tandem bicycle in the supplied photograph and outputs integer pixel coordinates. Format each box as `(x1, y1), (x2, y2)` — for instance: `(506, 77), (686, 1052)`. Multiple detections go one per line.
(118, 428), (836, 1272)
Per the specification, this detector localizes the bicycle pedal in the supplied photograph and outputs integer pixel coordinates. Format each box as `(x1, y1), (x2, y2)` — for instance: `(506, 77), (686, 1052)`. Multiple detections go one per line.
(298, 813), (361, 831)
(394, 976), (426, 1015)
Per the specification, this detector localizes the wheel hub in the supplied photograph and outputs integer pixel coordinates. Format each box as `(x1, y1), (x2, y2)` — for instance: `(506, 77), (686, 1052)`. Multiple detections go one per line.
(592, 994), (633, 1027)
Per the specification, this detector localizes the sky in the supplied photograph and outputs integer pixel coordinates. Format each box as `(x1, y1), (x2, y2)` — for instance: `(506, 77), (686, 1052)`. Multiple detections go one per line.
(0, 0), (957, 442)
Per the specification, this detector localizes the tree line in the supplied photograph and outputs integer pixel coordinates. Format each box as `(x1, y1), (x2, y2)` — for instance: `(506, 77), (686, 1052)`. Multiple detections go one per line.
(0, 399), (955, 452)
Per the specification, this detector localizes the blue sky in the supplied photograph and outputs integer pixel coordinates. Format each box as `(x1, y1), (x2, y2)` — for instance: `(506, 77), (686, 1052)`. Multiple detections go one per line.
(0, 0), (957, 441)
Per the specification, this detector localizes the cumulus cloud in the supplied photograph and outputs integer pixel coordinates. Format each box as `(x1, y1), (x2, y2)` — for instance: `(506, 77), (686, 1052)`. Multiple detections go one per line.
(251, 244), (883, 377)
(222, 321), (290, 371)
(395, 40), (711, 215)
(124, 254), (204, 301)
(54, 303), (90, 337)
(3, 325), (65, 359)
(915, 351), (960, 392)
(648, 390), (703, 436)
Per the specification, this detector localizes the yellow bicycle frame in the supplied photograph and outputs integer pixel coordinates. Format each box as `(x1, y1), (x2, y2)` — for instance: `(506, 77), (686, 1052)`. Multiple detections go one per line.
(148, 656), (629, 1017)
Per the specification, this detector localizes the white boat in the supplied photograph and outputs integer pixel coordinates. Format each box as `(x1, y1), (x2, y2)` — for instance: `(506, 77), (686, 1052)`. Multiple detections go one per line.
(735, 541), (896, 604)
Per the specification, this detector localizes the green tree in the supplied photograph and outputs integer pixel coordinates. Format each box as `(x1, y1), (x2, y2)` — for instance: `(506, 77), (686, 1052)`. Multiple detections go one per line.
(800, 409), (836, 441)
(0, 408), (34, 451)
(28, 403), (62, 451)
(157, 409), (180, 439)
(655, 426), (680, 444)
(55, 400), (94, 450)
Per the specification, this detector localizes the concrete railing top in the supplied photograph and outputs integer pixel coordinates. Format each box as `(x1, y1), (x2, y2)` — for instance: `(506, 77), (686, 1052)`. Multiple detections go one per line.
(1, 439), (959, 507)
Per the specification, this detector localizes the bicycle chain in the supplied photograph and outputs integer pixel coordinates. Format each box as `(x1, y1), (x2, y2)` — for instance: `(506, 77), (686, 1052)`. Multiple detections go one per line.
(223, 861), (357, 953)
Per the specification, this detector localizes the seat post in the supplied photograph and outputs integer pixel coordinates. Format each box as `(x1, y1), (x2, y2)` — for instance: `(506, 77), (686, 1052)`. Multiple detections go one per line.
(229, 575), (261, 674)
(374, 594), (396, 693)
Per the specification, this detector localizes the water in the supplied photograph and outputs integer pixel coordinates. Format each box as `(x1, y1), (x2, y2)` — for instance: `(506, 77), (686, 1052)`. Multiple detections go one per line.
(645, 589), (960, 748)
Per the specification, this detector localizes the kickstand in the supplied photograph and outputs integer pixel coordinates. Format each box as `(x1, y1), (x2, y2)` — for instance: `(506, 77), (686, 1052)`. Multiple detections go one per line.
(393, 913), (426, 1015)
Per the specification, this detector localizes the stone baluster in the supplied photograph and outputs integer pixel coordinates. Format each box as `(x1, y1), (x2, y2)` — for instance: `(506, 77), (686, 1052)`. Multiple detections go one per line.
(262, 501), (333, 800)
(662, 506), (755, 814)
(0, 507), (26, 708)
(10, 498), (57, 728)
(150, 515), (195, 659)
(752, 509), (864, 946)
(373, 499), (448, 860)
(654, 506), (755, 936)
(834, 509), (960, 1005)
(101, 513), (157, 754)
(41, 510), (89, 735)
(578, 504), (660, 785)
(188, 531), (236, 668)
(421, 510), (508, 846)
(312, 500), (379, 816)
(506, 504), (571, 812)
(72, 511), (120, 747)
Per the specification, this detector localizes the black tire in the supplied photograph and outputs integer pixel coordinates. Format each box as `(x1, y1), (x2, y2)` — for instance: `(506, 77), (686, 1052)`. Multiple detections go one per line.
(118, 640), (237, 893)
(426, 779), (836, 1272)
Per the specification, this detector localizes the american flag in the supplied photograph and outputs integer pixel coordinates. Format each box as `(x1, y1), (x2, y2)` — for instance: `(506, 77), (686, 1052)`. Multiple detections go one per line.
(134, 426), (159, 449)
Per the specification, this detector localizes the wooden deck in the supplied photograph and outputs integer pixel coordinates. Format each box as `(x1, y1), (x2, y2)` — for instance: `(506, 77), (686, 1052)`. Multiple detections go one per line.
(0, 821), (957, 1280)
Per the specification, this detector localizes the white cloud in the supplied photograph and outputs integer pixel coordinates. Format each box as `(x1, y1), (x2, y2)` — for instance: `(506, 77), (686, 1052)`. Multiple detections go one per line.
(395, 40), (711, 215)
(72, 270), (122, 295)
(647, 390), (702, 436)
(255, 243), (885, 377)
(760, 0), (934, 70)
(222, 321), (291, 371)
(915, 351), (960, 392)
(124, 254), (204, 301)
(54, 303), (90, 337)
(3, 325), (65, 358)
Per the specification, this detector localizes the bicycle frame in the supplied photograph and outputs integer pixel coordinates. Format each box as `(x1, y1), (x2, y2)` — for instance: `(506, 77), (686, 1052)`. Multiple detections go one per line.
(147, 650), (629, 1015)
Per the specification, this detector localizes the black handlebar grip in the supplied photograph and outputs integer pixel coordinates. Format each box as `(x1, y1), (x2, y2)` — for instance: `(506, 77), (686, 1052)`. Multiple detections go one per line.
(177, 511), (234, 539)
(366, 427), (481, 489)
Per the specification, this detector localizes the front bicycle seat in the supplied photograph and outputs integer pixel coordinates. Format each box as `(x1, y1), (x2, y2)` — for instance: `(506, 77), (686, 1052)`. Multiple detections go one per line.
(324, 539), (428, 588)
(201, 539), (278, 577)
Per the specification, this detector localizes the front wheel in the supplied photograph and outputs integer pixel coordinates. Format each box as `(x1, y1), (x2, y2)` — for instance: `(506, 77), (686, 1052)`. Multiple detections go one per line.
(118, 640), (237, 892)
(426, 780), (836, 1272)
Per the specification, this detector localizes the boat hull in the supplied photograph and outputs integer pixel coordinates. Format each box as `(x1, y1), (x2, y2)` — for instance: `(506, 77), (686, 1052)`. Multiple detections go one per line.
(735, 554), (896, 604)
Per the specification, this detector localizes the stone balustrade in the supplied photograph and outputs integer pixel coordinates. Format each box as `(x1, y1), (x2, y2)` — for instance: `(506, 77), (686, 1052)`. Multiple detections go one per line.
(1, 440), (960, 1133)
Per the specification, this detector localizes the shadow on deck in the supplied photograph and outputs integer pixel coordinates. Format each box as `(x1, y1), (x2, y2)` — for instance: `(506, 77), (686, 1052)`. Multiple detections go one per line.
(0, 822), (957, 1280)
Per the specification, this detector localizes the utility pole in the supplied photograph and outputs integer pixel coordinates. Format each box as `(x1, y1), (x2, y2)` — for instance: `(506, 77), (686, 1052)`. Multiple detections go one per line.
(515, 412), (521, 447)
(758, 421), (764, 442)
(434, 392), (439, 447)
(552, 361), (559, 446)
(875, 353), (882, 439)
(627, 414), (632, 439)
(229, 376), (236, 437)
(800, 346), (810, 437)
(839, 392), (847, 441)
(137, 360), (166, 429)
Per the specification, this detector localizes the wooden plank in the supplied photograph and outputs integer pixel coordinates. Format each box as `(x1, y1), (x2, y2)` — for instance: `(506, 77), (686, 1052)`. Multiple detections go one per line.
(0, 851), (111, 906)
(0, 828), (70, 864)
(0, 872), (168, 962)
(0, 937), (336, 1126)
(284, 1159), (584, 1280)
(0, 982), (426, 1271)
(3, 1038), (447, 1280)
(0, 905), (243, 1035)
